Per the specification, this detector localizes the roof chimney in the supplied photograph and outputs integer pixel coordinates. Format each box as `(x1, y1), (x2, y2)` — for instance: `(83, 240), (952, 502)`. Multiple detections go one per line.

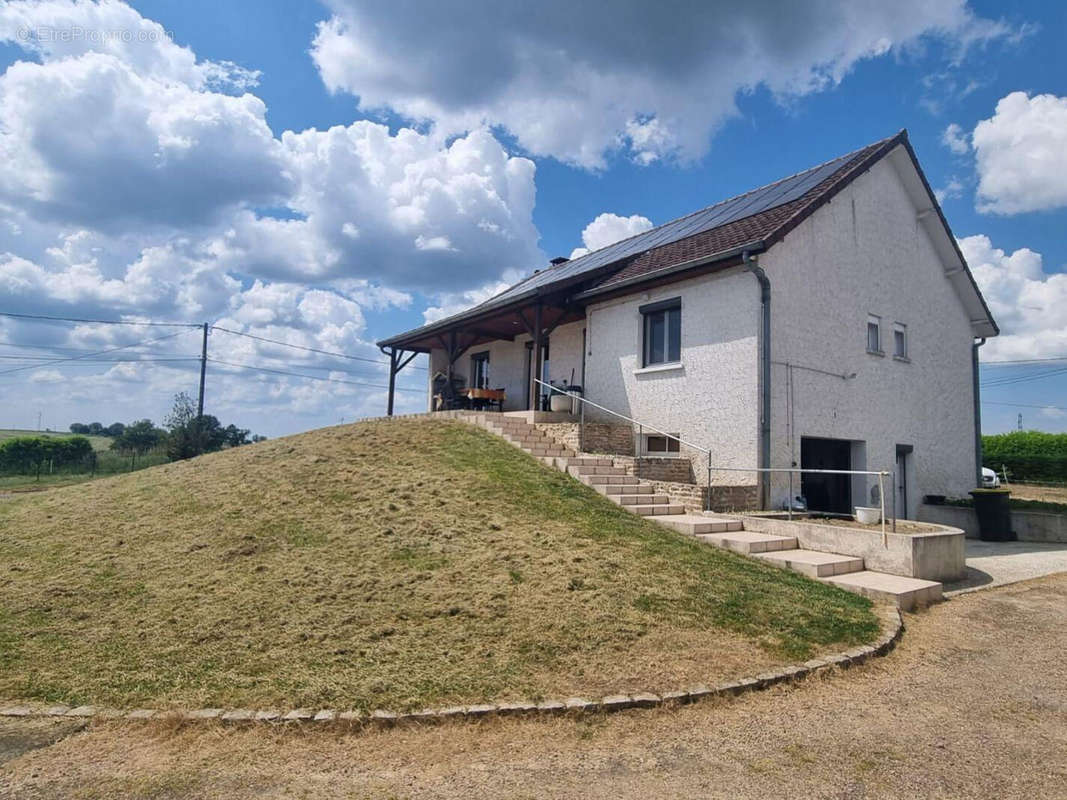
(550, 256), (569, 265)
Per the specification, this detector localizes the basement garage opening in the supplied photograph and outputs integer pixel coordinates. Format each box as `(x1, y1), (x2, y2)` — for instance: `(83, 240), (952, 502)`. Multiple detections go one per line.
(801, 436), (853, 516)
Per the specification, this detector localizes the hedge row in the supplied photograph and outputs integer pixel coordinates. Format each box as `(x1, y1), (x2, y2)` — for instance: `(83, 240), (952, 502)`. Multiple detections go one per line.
(0, 436), (95, 475)
(983, 431), (1067, 482)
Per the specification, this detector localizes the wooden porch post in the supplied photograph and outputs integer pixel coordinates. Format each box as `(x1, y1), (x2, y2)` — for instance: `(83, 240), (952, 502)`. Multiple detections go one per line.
(386, 348), (398, 416)
(530, 302), (542, 411)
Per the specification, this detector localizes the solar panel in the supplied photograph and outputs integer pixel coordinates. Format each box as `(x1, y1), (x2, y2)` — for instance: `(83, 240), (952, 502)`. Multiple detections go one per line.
(481, 147), (861, 309)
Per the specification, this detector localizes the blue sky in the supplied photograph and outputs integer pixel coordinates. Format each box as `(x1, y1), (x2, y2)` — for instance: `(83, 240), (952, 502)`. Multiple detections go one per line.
(0, 0), (1064, 436)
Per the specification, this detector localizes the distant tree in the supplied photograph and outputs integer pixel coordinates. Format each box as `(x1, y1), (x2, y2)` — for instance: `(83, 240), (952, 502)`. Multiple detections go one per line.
(164, 393), (201, 460)
(251, 434), (268, 443)
(162, 393), (262, 459)
(223, 424), (250, 448)
(87, 422), (105, 435)
(69, 423), (90, 434)
(110, 419), (164, 466)
(105, 422), (126, 437)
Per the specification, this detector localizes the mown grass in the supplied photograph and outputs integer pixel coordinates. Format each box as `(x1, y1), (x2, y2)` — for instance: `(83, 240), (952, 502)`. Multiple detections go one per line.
(0, 418), (879, 711)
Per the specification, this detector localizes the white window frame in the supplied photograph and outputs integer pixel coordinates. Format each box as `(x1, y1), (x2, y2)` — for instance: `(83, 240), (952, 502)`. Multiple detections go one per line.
(640, 298), (682, 367)
(893, 322), (908, 361)
(867, 314), (883, 355)
(644, 433), (681, 456)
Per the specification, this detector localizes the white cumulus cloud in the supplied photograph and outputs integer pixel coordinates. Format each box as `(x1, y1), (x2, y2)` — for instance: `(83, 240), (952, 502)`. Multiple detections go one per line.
(570, 213), (654, 259)
(973, 92), (1067, 214)
(961, 234), (1067, 359)
(312, 0), (1015, 168)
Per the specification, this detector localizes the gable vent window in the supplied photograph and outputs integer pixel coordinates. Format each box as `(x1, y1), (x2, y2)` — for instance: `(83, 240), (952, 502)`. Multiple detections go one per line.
(641, 298), (681, 367)
(866, 314), (883, 356)
(893, 323), (908, 360)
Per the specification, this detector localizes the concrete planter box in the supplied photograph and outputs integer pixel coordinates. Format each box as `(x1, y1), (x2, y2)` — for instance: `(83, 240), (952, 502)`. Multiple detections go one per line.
(741, 515), (966, 582)
(918, 503), (1067, 544)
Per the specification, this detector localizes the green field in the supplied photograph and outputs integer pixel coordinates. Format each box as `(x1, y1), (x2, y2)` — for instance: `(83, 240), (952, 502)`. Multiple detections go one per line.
(0, 417), (879, 711)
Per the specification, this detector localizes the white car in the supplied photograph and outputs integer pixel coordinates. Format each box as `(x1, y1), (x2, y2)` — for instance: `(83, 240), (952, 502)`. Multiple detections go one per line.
(981, 467), (1001, 488)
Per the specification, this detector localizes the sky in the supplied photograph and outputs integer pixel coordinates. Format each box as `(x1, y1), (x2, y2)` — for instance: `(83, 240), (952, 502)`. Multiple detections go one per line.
(0, 0), (1064, 437)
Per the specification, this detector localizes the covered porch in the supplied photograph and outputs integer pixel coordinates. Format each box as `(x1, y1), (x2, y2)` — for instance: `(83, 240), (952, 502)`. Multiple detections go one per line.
(378, 295), (587, 416)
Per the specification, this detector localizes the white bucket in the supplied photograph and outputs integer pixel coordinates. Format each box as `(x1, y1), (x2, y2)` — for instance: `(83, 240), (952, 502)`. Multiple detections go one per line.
(854, 506), (881, 525)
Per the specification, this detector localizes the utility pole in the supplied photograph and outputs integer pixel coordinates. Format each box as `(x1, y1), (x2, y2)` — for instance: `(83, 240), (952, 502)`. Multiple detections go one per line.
(197, 322), (208, 419)
(1017, 413), (1023, 431)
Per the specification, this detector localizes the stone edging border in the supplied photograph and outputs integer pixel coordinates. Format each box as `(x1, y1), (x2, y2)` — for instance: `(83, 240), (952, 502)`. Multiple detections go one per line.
(0, 607), (902, 727)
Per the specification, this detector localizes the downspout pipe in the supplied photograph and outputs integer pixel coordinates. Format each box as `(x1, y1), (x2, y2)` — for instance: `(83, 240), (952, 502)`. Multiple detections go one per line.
(743, 250), (771, 510)
(972, 337), (986, 487)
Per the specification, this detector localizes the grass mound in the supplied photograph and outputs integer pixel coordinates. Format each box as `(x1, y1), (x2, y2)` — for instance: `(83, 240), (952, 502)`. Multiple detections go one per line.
(0, 418), (879, 711)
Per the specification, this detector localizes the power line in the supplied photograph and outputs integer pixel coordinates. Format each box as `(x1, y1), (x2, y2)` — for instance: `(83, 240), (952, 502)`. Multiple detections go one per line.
(0, 329), (194, 376)
(984, 401), (1067, 411)
(0, 311), (201, 328)
(0, 355), (199, 364)
(981, 365), (1067, 388)
(981, 355), (1067, 365)
(208, 358), (425, 393)
(211, 326), (428, 371)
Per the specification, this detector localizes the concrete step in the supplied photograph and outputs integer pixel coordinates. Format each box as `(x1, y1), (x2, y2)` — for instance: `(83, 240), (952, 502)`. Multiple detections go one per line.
(582, 474), (640, 486)
(611, 493), (669, 506)
(565, 457), (614, 467)
(630, 504), (685, 516)
(756, 549), (864, 578)
(656, 514), (744, 535)
(597, 483), (653, 495)
(569, 465), (626, 478)
(824, 571), (942, 612)
(697, 530), (798, 554)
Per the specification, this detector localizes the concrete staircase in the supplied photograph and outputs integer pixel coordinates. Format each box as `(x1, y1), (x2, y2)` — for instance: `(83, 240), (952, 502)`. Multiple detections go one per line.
(461, 412), (941, 611)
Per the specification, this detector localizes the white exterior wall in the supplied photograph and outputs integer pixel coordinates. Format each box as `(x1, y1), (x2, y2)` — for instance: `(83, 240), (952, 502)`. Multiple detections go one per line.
(762, 151), (979, 516)
(583, 269), (760, 485)
(425, 320), (586, 411)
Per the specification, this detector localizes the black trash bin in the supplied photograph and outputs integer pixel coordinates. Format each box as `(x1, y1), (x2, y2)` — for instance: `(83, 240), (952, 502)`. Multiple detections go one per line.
(969, 489), (1015, 541)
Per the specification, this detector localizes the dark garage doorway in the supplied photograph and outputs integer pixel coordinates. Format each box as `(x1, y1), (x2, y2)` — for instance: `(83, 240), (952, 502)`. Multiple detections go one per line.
(801, 437), (852, 516)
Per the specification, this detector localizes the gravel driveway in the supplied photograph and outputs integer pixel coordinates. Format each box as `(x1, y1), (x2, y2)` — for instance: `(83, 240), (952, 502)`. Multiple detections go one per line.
(2, 575), (1066, 799)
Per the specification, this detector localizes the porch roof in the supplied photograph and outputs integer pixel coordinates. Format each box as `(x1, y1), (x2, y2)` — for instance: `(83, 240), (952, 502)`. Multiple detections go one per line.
(378, 298), (585, 354)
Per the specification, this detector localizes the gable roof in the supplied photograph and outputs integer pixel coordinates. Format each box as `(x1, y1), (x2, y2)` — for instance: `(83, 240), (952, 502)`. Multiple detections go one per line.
(379, 130), (996, 350)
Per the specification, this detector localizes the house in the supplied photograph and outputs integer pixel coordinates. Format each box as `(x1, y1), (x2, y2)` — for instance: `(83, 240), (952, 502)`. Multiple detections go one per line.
(377, 131), (998, 519)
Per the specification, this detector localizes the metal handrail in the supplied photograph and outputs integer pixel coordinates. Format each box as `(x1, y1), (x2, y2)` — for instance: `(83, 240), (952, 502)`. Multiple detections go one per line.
(533, 378), (896, 536)
(709, 465), (895, 539)
(533, 378), (709, 454)
(535, 377), (715, 510)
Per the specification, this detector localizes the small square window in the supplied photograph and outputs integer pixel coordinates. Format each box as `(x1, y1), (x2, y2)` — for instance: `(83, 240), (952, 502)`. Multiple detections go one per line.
(867, 315), (882, 354)
(645, 434), (680, 455)
(893, 324), (907, 359)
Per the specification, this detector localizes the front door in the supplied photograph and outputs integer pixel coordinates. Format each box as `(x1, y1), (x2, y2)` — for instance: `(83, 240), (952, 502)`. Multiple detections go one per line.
(896, 445), (912, 519)
(801, 437), (852, 516)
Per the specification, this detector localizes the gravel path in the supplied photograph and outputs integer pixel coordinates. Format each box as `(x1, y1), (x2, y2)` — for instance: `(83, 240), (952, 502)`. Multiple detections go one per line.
(2, 575), (1066, 799)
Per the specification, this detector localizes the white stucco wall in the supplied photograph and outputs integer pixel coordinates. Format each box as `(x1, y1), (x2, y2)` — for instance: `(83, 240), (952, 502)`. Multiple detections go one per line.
(583, 269), (761, 485)
(761, 148), (979, 516)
